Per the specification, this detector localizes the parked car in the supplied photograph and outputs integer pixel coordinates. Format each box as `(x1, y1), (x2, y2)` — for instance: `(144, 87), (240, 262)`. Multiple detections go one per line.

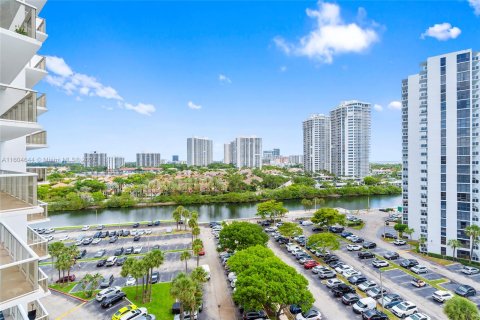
(324, 255), (339, 263)
(76, 249), (87, 260)
(295, 308), (321, 320)
(81, 225), (90, 231)
(378, 293), (403, 308)
(393, 239), (407, 246)
(455, 285), (477, 297)
(332, 284), (356, 297)
(326, 278), (343, 288)
(106, 256), (118, 267)
(304, 260), (319, 269)
(366, 287), (387, 299)
(372, 259), (389, 268)
(82, 237), (93, 245)
(352, 297), (376, 314)
(461, 266), (480, 275)
(347, 244), (362, 251)
(119, 308), (148, 320)
(318, 269), (336, 279)
(125, 247), (134, 254)
(96, 259), (107, 267)
(341, 293), (360, 305)
(133, 235), (141, 241)
(411, 265), (428, 274)
(134, 247), (143, 254)
(410, 277), (426, 288)
(432, 290), (454, 303)
(361, 309), (388, 320)
(132, 223), (140, 228)
(312, 226), (323, 232)
(125, 276), (137, 286)
(116, 257), (127, 266)
(289, 305), (302, 315)
(154, 220), (161, 226)
(92, 238), (101, 245)
(99, 275), (115, 288)
(348, 275), (367, 285)
(56, 275), (76, 283)
(341, 231), (353, 238)
(405, 313), (431, 320)
(399, 259), (418, 269)
(383, 251), (399, 260)
(114, 247), (124, 256)
(358, 251), (375, 259)
(362, 242), (376, 249)
(329, 226), (344, 233)
(100, 292), (126, 308)
(151, 271), (159, 284)
(358, 281), (377, 292)
(44, 228), (55, 234)
(94, 249), (106, 258)
(391, 301), (418, 318)
(95, 286), (121, 302)
(109, 236), (118, 243)
(382, 232), (396, 239)
(243, 310), (267, 320)
(112, 304), (138, 320)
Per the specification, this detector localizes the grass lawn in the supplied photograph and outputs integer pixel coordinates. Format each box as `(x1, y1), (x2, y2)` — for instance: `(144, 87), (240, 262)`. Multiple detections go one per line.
(413, 254), (456, 267)
(49, 282), (76, 293)
(123, 283), (174, 320)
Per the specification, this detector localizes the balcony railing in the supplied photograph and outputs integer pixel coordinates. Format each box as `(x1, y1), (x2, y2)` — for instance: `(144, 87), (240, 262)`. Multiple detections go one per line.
(0, 223), (40, 304)
(27, 200), (48, 222)
(0, 0), (37, 39)
(0, 91), (37, 123)
(0, 171), (37, 213)
(31, 56), (46, 71)
(36, 93), (46, 110)
(26, 131), (47, 145)
(30, 298), (50, 320)
(27, 227), (48, 259)
(0, 304), (29, 320)
(37, 18), (46, 34)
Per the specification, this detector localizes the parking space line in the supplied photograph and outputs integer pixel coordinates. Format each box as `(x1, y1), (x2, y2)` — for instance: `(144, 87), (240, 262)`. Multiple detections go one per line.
(55, 302), (87, 320)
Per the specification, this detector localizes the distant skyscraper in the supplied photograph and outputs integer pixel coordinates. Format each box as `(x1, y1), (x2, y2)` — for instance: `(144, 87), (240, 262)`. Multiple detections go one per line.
(224, 143), (232, 164)
(263, 148), (281, 161)
(172, 155), (179, 162)
(229, 137), (262, 168)
(136, 153), (161, 167)
(187, 137), (213, 167)
(107, 156), (125, 170)
(330, 101), (371, 178)
(303, 114), (331, 173)
(84, 151), (108, 168)
(403, 49), (480, 259)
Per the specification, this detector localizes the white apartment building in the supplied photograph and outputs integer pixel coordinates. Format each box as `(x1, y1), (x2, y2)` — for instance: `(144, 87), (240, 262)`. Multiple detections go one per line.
(227, 137), (262, 168)
(330, 101), (371, 178)
(403, 49), (480, 259)
(0, 0), (51, 317)
(223, 143), (232, 164)
(136, 153), (161, 167)
(187, 137), (213, 167)
(107, 156), (125, 171)
(303, 114), (331, 173)
(83, 151), (107, 168)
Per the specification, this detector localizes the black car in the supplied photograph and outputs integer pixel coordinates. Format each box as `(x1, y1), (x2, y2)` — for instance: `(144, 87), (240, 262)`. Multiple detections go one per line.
(341, 231), (353, 238)
(348, 275), (367, 285)
(82, 238), (93, 245)
(99, 232), (107, 238)
(329, 226), (345, 233)
(362, 309), (388, 320)
(96, 259), (107, 267)
(399, 259), (418, 269)
(118, 230), (124, 237)
(382, 232), (397, 239)
(332, 284), (356, 297)
(109, 236), (118, 243)
(358, 251), (375, 259)
(341, 293), (360, 305)
(150, 271), (159, 284)
(242, 310), (267, 320)
(114, 247), (124, 256)
(133, 235), (141, 241)
(154, 220), (161, 226)
(328, 261), (344, 268)
(324, 254), (339, 262)
(383, 251), (399, 260)
(110, 230), (117, 237)
(100, 292), (126, 308)
(455, 285), (477, 297)
(99, 275), (114, 288)
(76, 249), (87, 259)
(93, 231), (101, 238)
(132, 223), (140, 228)
(125, 247), (134, 254)
(312, 226), (323, 232)
(363, 242), (377, 249)
(116, 257), (127, 266)
(151, 244), (160, 251)
(289, 304), (302, 314)
(147, 221), (153, 226)
(351, 237), (365, 244)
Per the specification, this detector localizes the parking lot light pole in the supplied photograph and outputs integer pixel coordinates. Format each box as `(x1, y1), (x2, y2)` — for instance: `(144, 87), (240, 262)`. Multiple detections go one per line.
(379, 270), (384, 312)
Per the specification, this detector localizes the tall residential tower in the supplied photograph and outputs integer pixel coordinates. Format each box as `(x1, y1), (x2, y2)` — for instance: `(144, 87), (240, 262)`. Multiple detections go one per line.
(187, 137), (213, 167)
(402, 49), (480, 259)
(303, 114), (331, 173)
(227, 137), (262, 168)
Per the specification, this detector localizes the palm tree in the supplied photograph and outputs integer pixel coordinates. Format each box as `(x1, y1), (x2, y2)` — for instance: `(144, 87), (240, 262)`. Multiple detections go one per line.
(465, 224), (480, 261)
(447, 239), (461, 261)
(170, 273), (195, 320)
(66, 245), (80, 279)
(180, 250), (192, 273)
(192, 243), (203, 267)
(190, 267), (208, 283)
(145, 249), (165, 301)
(48, 242), (65, 281)
(173, 206), (184, 230)
(130, 259), (145, 300)
(191, 226), (200, 243)
(404, 227), (414, 240)
(182, 209), (191, 231)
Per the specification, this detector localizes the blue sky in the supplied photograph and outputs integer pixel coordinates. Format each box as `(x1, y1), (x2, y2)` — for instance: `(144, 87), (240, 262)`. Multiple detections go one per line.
(33, 0), (480, 163)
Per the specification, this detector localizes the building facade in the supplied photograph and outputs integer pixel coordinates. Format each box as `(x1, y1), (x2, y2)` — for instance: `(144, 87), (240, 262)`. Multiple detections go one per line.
(107, 156), (125, 171)
(136, 153), (161, 167)
(303, 114), (331, 173)
(224, 143), (232, 164)
(84, 151), (107, 168)
(403, 49), (480, 259)
(187, 137), (213, 167)
(229, 137), (262, 168)
(330, 101), (371, 178)
(0, 0), (51, 316)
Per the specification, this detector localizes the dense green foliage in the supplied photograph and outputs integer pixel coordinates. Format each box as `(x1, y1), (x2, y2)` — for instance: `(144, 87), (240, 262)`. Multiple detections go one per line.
(307, 233), (341, 253)
(256, 200), (288, 220)
(277, 222), (303, 240)
(218, 222), (269, 251)
(311, 207), (346, 227)
(444, 296), (480, 320)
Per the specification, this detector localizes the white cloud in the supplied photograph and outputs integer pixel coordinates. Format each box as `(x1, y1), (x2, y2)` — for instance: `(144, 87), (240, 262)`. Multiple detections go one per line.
(274, 1), (379, 63)
(469, 0), (480, 15)
(188, 101), (202, 110)
(388, 101), (402, 110)
(218, 74), (232, 84)
(45, 55), (155, 115)
(280, 66), (287, 72)
(373, 104), (383, 112)
(421, 23), (461, 41)
(124, 103), (156, 116)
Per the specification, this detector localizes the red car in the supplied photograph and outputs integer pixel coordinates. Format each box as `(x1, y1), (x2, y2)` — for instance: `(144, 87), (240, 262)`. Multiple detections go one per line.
(198, 248), (205, 256)
(56, 274), (76, 283)
(304, 260), (319, 269)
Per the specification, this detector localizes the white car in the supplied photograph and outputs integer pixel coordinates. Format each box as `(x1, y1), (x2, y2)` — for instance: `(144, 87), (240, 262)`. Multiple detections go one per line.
(230, 278), (237, 288)
(372, 259), (389, 268)
(133, 247), (143, 254)
(301, 220), (313, 226)
(392, 301), (418, 318)
(295, 308), (321, 320)
(44, 228), (55, 234)
(411, 265), (428, 274)
(105, 256), (118, 267)
(59, 235), (70, 241)
(45, 235), (54, 242)
(227, 272), (237, 282)
(461, 266), (480, 275)
(343, 269), (362, 278)
(405, 313), (431, 320)
(125, 276), (136, 286)
(326, 278), (343, 288)
(393, 239), (407, 245)
(346, 235), (358, 241)
(358, 281), (377, 292)
(334, 264), (353, 274)
(432, 290), (453, 303)
(347, 244), (362, 251)
(92, 238), (101, 245)
(95, 286), (121, 302)
(145, 229), (152, 235)
(81, 225), (90, 231)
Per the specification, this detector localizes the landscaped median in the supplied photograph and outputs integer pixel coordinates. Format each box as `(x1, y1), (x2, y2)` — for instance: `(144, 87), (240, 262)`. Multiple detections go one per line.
(123, 283), (174, 320)
(49, 282), (100, 301)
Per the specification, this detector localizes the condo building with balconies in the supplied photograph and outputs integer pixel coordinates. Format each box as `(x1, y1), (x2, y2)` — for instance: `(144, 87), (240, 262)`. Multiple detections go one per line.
(0, 0), (51, 318)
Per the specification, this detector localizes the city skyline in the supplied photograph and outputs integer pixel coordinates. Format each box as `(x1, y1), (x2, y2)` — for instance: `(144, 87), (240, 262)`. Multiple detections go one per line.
(31, 1), (480, 162)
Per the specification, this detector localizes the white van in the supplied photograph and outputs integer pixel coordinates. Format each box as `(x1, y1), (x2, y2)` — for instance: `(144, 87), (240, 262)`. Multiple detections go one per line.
(200, 264), (211, 280)
(352, 297), (376, 314)
(106, 256), (117, 267)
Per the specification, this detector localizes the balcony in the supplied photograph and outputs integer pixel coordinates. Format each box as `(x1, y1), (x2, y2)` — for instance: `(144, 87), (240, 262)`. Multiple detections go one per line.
(0, 171), (37, 213)
(27, 201), (48, 223)
(36, 93), (46, 115)
(27, 227), (48, 259)
(35, 17), (47, 42)
(26, 130), (47, 150)
(26, 55), (47, 88)
(0, 0), (40, 84)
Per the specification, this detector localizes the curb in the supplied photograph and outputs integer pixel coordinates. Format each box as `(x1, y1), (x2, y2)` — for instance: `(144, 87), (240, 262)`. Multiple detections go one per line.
(49, 287), (90, 303)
